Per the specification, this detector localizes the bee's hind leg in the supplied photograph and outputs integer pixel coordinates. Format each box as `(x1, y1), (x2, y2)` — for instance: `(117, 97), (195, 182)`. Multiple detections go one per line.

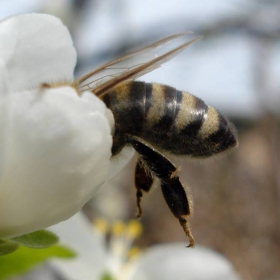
(160, 178), (195, 247)
(128, 136), (195, 247)
(135, 158), (154, 218)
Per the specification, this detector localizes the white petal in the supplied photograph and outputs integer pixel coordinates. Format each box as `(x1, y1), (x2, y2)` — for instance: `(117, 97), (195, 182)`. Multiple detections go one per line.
(131, 243), (241, 280)
(0, 60), (11, 177)
(0, 19), (17, 70)
(49, 213), (107, 280)
(107, 147), (135, 181)
(0, 14), (76, 91)
(0, 86), (112, 238)
(82, 91), (135, 181)
(81, 91), (114, 130)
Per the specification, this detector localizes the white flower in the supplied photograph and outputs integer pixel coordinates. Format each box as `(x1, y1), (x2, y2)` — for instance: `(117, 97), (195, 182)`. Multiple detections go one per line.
(47, 213), (241, 280)
(0, 13), (134, 239)
(131, 244), (240, 280)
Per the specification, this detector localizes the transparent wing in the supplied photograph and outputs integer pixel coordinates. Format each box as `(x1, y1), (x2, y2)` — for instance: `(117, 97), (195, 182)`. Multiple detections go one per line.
(74, 33), (201, 97)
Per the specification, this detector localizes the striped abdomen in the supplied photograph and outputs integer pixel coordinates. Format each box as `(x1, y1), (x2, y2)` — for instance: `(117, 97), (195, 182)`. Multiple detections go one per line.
(102, 81), (237, 157)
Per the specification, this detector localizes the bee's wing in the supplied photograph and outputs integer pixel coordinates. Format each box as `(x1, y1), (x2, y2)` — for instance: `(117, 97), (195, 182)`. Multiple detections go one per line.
(75, 34), (201, 97)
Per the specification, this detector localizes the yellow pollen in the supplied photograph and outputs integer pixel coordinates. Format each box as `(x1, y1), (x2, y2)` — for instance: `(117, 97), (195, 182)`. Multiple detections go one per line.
(128, 246), (142, 259)
(112, 221), (126, 236)
(93, 218), (109, 235)
(126, 220), (143, 239)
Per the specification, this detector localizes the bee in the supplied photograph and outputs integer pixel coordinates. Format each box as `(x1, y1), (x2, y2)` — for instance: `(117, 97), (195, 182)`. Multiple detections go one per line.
(61, 34), (238, 247)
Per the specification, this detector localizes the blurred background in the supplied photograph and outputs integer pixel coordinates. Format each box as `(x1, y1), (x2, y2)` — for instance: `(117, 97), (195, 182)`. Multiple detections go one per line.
(1, 0), (279, 279)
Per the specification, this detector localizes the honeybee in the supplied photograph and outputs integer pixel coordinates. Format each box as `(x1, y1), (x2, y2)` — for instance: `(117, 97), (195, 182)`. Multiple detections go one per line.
(62, 34), (238, 247)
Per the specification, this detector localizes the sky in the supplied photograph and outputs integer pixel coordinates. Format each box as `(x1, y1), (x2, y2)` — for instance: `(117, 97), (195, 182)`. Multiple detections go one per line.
(0, 0), (279, 118)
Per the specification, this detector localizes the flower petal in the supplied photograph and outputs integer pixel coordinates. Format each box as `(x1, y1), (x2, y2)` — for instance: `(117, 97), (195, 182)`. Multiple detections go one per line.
(0, 86), (112, 238)
(0, 60), (11, 177)
(49, 213), (107, 280)
(131, 243), (240, 280)
(82, 91), (135, 181)
(0, 14), (76, 91)
(108, 146), (135, 181)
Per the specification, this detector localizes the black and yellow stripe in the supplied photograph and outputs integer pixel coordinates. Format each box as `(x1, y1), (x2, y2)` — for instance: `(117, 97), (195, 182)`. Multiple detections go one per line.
(103, 81), (237, 157)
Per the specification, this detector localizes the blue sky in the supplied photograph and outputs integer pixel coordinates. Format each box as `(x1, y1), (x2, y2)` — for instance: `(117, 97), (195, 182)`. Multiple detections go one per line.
(0, 0), (279, 118)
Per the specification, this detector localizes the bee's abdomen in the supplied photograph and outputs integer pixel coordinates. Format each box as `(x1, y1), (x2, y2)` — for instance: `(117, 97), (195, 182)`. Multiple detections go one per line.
(103, 81), (237, 157)
(143, 83), (208, 136)
(144, 83), (237, 156)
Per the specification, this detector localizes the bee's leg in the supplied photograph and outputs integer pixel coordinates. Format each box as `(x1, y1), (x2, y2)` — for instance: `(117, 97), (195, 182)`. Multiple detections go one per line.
(135, 159), (154, 218)
(128, 137), (195, 247)
(161, 178), (195, 247)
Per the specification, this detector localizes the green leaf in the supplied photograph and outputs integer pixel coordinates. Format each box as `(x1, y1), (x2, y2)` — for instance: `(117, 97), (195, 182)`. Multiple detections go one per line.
(102, 273), (116, 280)
(0, 244), (75, 280)
(12, 229), (59, 248)
(0, 240), (19, 256)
